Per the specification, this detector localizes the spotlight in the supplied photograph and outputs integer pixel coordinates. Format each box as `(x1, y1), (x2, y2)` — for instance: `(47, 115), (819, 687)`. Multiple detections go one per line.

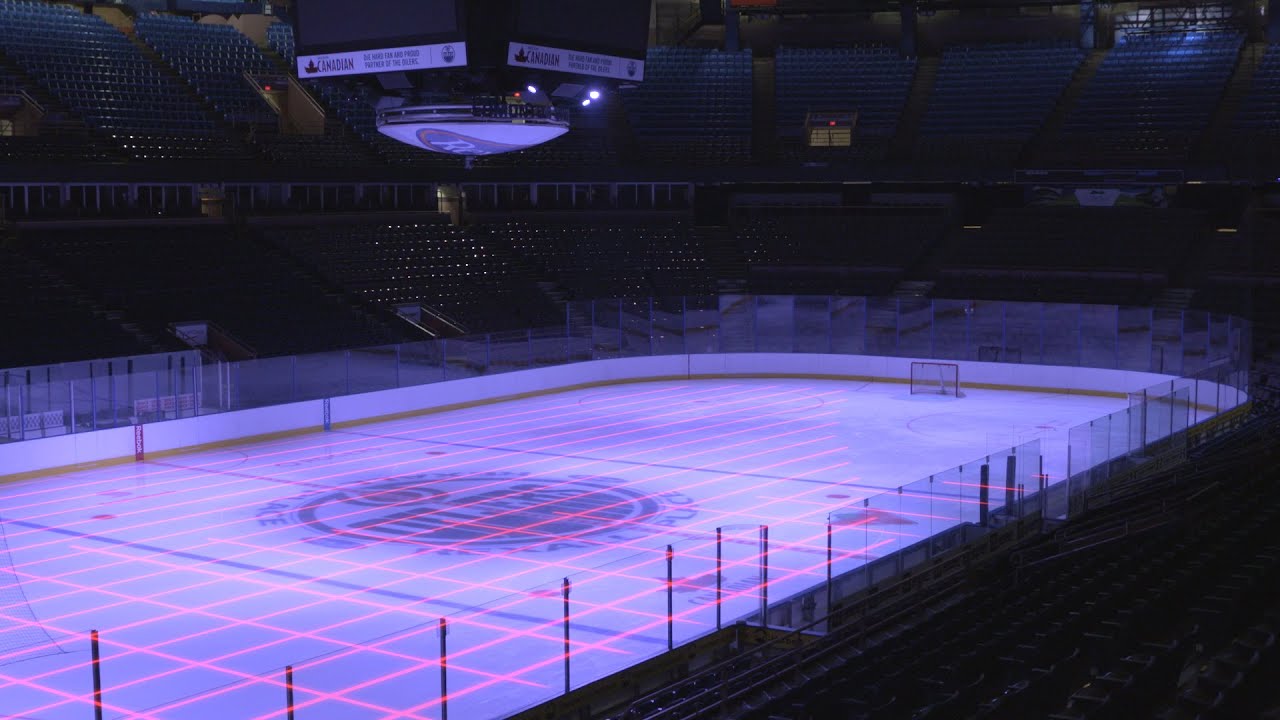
(526, 85), (538, 94)
(588, 90), (600, 100)
(581, 98), (591, 106)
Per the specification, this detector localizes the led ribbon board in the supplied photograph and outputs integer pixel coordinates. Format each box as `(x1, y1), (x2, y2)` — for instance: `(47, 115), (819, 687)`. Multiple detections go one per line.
(507, 42), (644, 81)
(297, 42), (467, 78)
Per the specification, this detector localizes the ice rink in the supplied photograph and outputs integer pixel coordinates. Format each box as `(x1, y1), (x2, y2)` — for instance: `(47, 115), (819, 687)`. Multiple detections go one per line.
(0, 377), (1129, 720)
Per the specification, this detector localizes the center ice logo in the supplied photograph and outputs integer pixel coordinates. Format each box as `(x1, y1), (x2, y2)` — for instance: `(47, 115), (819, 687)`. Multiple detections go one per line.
(258, 472), (696, 553)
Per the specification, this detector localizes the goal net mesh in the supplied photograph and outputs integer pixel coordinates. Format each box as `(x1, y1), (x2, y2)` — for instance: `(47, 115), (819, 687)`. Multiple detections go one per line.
(910, 362), (960, 396)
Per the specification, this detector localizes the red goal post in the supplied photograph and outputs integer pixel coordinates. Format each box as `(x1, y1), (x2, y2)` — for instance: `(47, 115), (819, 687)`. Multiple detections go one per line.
(910, 362), (960, 396)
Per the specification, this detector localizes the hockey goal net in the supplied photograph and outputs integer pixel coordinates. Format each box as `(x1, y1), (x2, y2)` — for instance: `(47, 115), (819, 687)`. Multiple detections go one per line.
(910, 362), (960, 396)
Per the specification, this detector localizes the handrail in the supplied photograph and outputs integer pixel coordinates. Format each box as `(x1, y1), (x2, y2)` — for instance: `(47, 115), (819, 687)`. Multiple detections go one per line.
(207, 321), (257, 360)
(17, 89), (45, 118)
(286, 75), (328, 133)
(420, 304), (467, 336)
(242, 70), (283, 116)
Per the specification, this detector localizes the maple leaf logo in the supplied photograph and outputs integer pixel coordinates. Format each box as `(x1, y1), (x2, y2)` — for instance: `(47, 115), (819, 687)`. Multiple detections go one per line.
(513, 47), (528, 63)
(304, 59), (319, 74)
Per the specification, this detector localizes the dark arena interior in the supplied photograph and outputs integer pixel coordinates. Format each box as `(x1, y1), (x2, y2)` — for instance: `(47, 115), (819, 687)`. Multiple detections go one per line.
(2, 0), (1280, 718)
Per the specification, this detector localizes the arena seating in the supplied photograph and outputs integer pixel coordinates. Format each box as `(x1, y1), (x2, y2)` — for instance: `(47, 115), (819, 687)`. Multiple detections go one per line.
(134, 15), (276, 128)
(501, 220), (715, 300)
(22, 224), (401, 357)
(1225, 43), (1280, 172)
(263, 221), (561, 331)
(266, 20), (294, 66)
(256, 132), (377, 167)
(918, 41), (1082, 166)
(1052, 31), (1242, 166)
(735, 211), (944, 295)
(0, 0), (243, 160)
(774, 46), (915, 162)
(1234, 43), (1280, 130)
(621, 47), (753, 165)
(0, 66), (116, 163)
(934, 207), (1203, 304)
(0, 244), (145, 367)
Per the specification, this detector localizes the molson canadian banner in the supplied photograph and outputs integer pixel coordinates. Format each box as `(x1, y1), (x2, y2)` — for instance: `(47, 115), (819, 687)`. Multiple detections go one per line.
(297, 42), (466, 78)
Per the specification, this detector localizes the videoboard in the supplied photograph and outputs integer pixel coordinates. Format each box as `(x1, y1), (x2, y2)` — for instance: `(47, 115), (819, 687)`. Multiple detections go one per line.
(507, 0), (650, 80)
(293, 0), (468, 78)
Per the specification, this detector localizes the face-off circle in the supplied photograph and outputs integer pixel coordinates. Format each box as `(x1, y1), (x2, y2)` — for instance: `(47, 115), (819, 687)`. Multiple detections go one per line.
(268, 472), (693, 552)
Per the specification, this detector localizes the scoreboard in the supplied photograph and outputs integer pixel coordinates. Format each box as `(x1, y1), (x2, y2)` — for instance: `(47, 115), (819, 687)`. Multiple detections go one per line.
(292, 0), (649, 81)
(508, 0), (649, 80)
(294, 0), (467, 78)
(293, 0), (654, 156)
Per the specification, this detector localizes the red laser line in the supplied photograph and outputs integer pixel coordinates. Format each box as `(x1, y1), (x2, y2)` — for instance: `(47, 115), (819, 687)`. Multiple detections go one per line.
(5, 404), (860, 712)
(94, 438), (855, 712)
(0, 392), (849, 645)
(2, 386), (839, 622)
(0, 379), (1029, 712)
(1, 381), (784, 556)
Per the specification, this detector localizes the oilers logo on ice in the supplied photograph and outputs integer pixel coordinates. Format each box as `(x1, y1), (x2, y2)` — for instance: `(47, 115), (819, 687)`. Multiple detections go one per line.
(258, 472), (697, 553)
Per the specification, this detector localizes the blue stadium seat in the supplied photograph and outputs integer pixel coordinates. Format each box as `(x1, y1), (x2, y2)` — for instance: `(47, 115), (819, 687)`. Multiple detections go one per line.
(0, 0), (240, 159)
(775, 46), (915, 139)
(502, 220), (714, 299)
(264, 222), (564, 330)
(918, 41), (1083, 165)
(1236, 44), (1280, 129)
(1053, 31), (1242, 165)
(134, 14), (276, 128)
(267, 20), (295, 67)
(621, 47), (753, 165)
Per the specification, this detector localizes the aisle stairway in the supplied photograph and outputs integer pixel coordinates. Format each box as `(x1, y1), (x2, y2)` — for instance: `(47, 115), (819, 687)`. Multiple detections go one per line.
(752, 57), (776, 164)
(1197, 41), (1267, 163)
(889, 56), (938, 162)
(1023, 49), (1106, 164)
